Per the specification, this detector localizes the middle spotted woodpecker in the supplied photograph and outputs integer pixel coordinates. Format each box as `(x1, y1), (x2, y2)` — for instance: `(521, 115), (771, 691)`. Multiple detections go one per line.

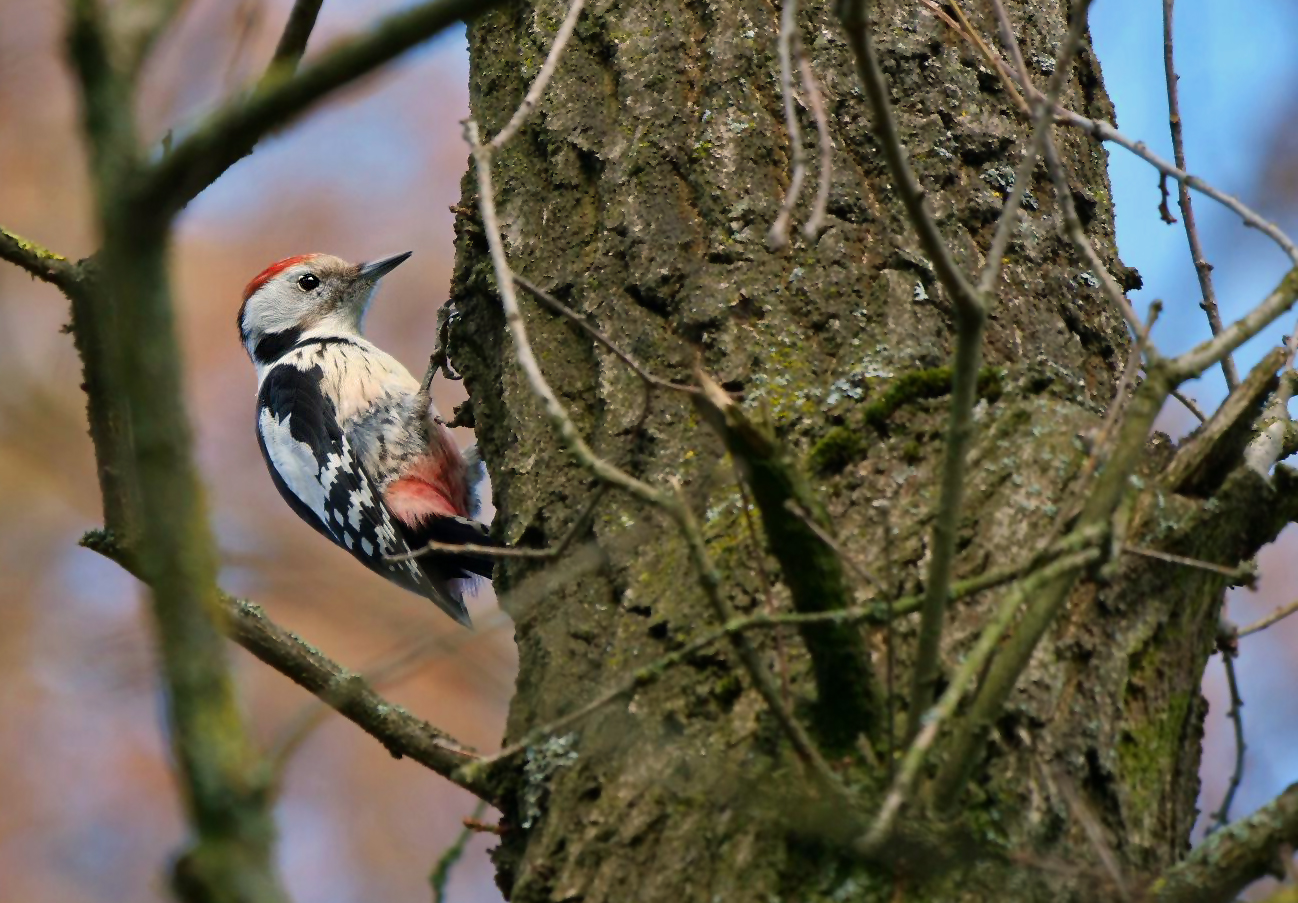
(238, 251), (494, 627)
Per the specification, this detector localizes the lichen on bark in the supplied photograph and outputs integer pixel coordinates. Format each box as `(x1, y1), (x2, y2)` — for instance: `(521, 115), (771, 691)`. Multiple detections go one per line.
(447, 0), (1265, 899)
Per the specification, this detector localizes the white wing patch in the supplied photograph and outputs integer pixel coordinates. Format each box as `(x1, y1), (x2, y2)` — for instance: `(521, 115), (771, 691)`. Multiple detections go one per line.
(258, 404), (408, 568)
(258, 408), (331, 531)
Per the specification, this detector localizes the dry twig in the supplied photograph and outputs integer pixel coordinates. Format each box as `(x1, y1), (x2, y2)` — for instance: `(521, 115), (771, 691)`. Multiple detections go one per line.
(1162, 0), (1237, 389)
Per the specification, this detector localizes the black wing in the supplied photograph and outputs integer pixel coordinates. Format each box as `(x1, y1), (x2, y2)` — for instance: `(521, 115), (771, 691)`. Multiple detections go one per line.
(255, 361), (472, 626)
(396, 514), (498, 580)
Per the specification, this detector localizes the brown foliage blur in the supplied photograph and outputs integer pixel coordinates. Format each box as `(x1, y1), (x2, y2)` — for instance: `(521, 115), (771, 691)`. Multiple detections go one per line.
(0, 1), (512, 900)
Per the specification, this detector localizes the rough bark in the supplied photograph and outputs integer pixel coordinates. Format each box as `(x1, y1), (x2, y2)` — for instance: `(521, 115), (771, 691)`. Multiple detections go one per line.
(449, 0), (1293, 899)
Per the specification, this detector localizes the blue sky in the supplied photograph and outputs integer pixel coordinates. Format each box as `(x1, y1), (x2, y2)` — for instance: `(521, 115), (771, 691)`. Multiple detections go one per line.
(1093, 0), (1298, 404)
(1092, 0), (1298, 844)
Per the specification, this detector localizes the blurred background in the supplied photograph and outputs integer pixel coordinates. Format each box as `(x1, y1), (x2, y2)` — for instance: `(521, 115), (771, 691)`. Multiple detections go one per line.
(0, 0), (1294, 900)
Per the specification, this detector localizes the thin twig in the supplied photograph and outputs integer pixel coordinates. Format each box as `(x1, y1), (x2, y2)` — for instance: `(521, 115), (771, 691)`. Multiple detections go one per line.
(1121, 545), (1253, 582)
(387, 485), (604, 565)
(1040, 104), (1143, 335)
(1061, 302), (1162, 521)
(799, 49), (833, 241)
(1238, 599), (1298, 638)
(514, 275), (699, 395)
(1063, 111), (1298, 269)
(838, 0), (989, 743)
(81, 531), (490, 797)
(785, 500), (886, 593)
(467, 124), (665, 509)
(265, 614), (507, 787)
(769, 0), (808, 250)
(1162, 0), (1237, 390)
(838, 0), (984, 318)
(959, 0), (1070, 297)
(1169, 268), (1298, 383)
(487, 0), (586, 151)
(1169, 388), (1207, 423)
(859, 547), (1103, 851)
(1209, 625), (1246, 832)
(950, 0), (1298, 271)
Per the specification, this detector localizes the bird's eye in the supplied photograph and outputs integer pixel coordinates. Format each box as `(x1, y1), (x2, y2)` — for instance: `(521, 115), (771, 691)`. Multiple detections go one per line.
(297, 273), (320, 292)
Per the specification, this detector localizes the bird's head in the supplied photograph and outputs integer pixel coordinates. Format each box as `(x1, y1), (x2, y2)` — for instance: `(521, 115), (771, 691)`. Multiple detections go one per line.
(237, 251), (411, 365)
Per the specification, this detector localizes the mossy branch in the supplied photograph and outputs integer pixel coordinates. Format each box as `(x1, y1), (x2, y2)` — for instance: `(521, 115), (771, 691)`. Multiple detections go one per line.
(68, 0), (292, 895)
(81, 530), (492, 800)
(0, 225), (79, 290)
(692, 373), (882, 750)
(1150, 782), (1298, 903)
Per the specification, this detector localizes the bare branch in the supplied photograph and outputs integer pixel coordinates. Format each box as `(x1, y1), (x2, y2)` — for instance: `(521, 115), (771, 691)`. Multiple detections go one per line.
(799, 50), (832, 240)
(1170, 269), (1298, 383)
(1208, 625), (1247, 833)
(1171, 387), (1208, 423)
(860, 546), (1102, 851)
(465, 120), (664, 508)
(1238, 599), (1298, 639)
(769, 0), (809, 250)
(838, 0), (990, 743)
(1162, 0), (1237, 389)
(81, 530), (491, 798)
(514, 275), (699, 395)
(68, 1), (290, 894)
(1121, 545), (1254, 583)
(1243, 370), (1298, 477)
(141, 0), (507, 215)
(1057, 109), (1298, 268)
(265, 616), (502, 789)
(1165, 346), (1288, 493)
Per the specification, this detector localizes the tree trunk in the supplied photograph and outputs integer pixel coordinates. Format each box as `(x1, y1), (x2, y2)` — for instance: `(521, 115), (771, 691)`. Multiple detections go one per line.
(449, 0), (1287, 898)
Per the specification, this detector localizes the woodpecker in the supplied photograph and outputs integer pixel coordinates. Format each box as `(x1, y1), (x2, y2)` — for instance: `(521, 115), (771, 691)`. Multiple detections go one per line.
(237, 251), (493, 626)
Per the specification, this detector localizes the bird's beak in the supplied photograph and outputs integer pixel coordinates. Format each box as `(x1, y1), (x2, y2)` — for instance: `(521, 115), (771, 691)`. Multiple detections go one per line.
(357, 251), (412, 282)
